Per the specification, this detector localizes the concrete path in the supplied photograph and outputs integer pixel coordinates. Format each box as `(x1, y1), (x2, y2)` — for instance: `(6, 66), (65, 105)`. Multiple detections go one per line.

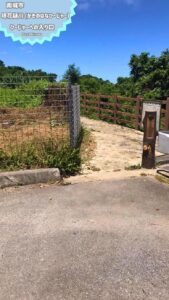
(0, 177), (169, 299)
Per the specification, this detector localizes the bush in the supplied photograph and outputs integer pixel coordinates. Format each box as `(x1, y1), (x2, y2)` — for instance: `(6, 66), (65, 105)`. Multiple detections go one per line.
(0, 80), (65, 108)
(0, 138), (81, 176)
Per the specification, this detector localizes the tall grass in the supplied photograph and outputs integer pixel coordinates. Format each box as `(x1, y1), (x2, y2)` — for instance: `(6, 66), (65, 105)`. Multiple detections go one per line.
(0, 138), (81, 176)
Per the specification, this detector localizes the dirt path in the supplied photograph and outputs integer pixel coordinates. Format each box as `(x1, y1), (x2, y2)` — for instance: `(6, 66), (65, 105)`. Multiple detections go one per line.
(81, 117), (143, 171)
(66, 117), (161, 183)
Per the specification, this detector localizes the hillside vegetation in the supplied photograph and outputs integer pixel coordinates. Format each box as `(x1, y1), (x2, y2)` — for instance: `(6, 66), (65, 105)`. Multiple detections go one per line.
(0, 49), (169, 109)
(80, 50), (169, 100)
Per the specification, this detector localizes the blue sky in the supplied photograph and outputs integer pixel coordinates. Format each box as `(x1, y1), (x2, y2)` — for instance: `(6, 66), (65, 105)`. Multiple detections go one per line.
(0, 0), (169, 82)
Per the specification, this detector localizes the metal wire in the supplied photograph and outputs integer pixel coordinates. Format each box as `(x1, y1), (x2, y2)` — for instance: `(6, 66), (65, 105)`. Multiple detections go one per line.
(0, 78), (71, 152)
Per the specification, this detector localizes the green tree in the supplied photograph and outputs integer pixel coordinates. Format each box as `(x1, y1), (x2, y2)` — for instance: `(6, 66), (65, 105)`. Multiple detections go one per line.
(116, 49), (169, 99)
(63, 64), (81, 85)
(80, 75), (117, 95)
(0, 60), (5, 67)
(116, 77), (135, 97)
(0, 61), (57, 87)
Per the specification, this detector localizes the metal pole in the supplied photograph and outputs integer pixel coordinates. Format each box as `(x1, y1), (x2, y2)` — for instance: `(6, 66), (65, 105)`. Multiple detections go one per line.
(68, 82), (75, 148)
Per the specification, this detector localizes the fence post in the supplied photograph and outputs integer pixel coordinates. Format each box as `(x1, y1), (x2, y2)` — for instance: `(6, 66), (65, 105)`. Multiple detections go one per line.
(68, 84), (81, 148)
(135, 97), (141, 130)
(165, 97), (169, 131)
(114, 95), (118, 124)
(98, 95), (101, 119)
(84, 94), (87, 114)
(68, 83), (73, 147)
(142, 111), (157, 169)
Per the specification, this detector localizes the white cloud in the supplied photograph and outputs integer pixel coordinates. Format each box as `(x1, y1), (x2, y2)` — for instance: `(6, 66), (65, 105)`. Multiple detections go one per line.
(78, 1), (90, 11)
(97, 0), (138, 4)
(77, 0), (139, 11)
(20, 46), (33, 54)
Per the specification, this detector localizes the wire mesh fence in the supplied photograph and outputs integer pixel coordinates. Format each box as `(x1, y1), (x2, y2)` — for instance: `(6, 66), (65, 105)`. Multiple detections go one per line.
(0, 77), (81, 153)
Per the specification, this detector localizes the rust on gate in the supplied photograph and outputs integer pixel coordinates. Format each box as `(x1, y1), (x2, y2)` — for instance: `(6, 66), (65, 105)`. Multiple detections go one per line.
(142, 111), (157, 169)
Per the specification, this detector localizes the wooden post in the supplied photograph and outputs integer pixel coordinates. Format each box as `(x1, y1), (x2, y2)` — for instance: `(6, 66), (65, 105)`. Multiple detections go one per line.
(84, 94), (87, 114)
(135, 97), (141, 130)
(98, 95), (101, 119)
(142, 111), (157, 169)
(43, 88), (49, 106)
(114, 95), (118, 124)
(165, 97), (169, 131)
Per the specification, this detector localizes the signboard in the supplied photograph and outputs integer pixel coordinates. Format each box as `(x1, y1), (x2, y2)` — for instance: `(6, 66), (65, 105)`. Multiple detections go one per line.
(0, 0), (77, 44)
(142, 102), (161, 132)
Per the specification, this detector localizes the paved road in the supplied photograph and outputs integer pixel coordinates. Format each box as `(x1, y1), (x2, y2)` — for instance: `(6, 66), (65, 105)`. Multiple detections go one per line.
(0, 177), (169, 300)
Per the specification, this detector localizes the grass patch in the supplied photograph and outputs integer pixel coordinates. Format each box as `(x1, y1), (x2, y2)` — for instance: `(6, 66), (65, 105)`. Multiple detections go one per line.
(125, 164), (142, 171)
(0, 138), (81, 176)
(80, 127), (96, 164)
(155, 174), (169, 185)
(0, 126), (94, 177)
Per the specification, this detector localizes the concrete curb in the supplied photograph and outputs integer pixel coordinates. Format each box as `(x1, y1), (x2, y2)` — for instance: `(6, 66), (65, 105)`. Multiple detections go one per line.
(156, 155), (169, 166)
(0, 168), (61, 188)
